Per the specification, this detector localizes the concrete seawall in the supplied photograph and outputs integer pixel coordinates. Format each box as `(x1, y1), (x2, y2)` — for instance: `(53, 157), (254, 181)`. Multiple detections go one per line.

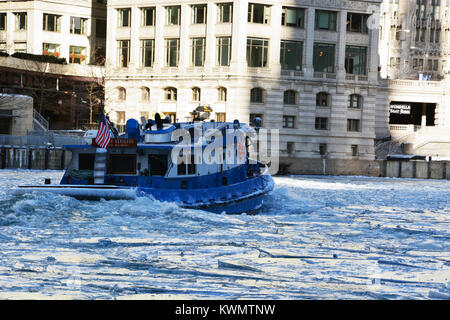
(0, 147), (72, 170)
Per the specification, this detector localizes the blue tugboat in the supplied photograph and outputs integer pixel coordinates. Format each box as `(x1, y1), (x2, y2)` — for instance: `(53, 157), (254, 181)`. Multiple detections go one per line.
(14, 111), (274, 214)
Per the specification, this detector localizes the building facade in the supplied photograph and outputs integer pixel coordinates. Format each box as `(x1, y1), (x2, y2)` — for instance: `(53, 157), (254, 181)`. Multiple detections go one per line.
(377, 0), (450, 157)
(0, 0), (107, 65)
(104, 0), (383, 171)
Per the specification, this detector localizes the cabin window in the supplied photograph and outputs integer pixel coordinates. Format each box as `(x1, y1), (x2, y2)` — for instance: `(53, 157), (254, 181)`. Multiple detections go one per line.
(148, 154), (168, 176)
(177, 153), (196, 175)
(78, 153), (95, 170)
(108, 154), (136, 174)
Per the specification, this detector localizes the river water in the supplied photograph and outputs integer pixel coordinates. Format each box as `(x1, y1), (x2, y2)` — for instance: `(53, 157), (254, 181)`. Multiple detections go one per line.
(0, 170), (449, 299)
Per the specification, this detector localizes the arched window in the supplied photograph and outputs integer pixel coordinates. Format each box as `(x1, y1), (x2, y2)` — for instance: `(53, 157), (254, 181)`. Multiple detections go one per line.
(164, 87), (177, 101)
(141, 87), (150, 102)
(218, 87), (227, 102)
(250, 87), (264, 103)
(348, 94), (362, 108)
(283, 90), (297, 105)
(117, 87), (126, 101)
(192, 87), (201, 101)
(316, 92), (330, 107)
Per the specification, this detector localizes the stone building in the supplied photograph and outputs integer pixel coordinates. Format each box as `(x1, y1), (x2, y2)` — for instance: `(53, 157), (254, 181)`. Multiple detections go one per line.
(104, 0), (383, 174)
(0, 0), (107, 65)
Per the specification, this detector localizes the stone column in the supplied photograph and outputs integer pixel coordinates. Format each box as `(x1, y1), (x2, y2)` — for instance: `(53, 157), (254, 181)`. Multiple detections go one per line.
(204, 2), (216, 73)
(128, 6), (140, 72)
(336, 10), (347, 82)
(153, 5), (165, 72)
(303, 7), (315, 78)
(230, 0), (248, 75)
(178, 4), (190, 73)
(421, 103), (427, 127)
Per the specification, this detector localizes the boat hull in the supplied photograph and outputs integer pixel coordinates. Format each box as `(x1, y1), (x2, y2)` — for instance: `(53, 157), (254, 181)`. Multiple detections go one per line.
(12, 175), (274, 214)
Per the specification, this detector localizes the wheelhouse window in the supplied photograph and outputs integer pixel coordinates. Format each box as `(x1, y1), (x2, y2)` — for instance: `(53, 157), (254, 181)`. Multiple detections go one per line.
(166, 6), (181, 25)
(117, 40), (130, 67)
(14, 12), (27, 31)
(165, 38), (180, 67)
(315, 10), (337, 31)
(346, 13), (369, 33)
(140, 39), (155, 67)
(108, 154), (136, 175)
(281, 7), (304, 28)
(316, 92), (330, 107)
(280, 40), (303, 70)
(148, 154), (168, 176)
(348, 94), (362, 108)
(43, 43), (60, 57)
(248, 3), (271, 24)
(218, 3), (233, 23)
(70, 17), (88, 35)
(164, 87), (177, 101)
(141, 7), (155, 26)
(313, 43), (335, 73)
(217, 37), (231, 66)
(315, 117), (328, 130)
(69, 46), (87, 64)
(177, 153), (196, 175)
(283, 116), (296, 128)
(283, 90), (297, 105)
(250, 88), (264, 103)
(192, 4), (207, 24)
(118, 8), (131, 27)
(0, 13), (6, 30)
(247, 37), (269, 67)
(347, 119), (361, 132)
(345, 46), (367, 75)
(191, 37), (206, 67)
(78, 153), (95, 170)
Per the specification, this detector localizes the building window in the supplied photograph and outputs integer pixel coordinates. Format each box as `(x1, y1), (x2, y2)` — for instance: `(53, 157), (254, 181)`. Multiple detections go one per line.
(347, 119), (360, 132)
(0, 13), (6, 31)
(118, 8), (131, 27)
(70, 17), (88, 35)
(250, 88), (264, 103)
(348, 94), (362, 108)
(280, 40), (303, 70)
(141, 87), (150, 102)
(346, 13), (368, 33)
(390, 57), (400, 68)
(0, 42), (6, 53)
(218, 3), (233, 23)
(165, 38), (180, 67)
(117, 40), (130, 67)
(192, 4), (207, 24)
(69, 46), (87, 64)
(43, 13), (61, 32)
(191, 37), (206, 67)
(96, 19), (107, 38)
(192, 87), (201, 101)
(164, 87), (177, 101)
(140, 112), (149, 123)
(319, 143), (327, 155)
(248, 3), (271, 24)
(283, 116), (295, 128)
(14, 12), (27, 31)
(218, 87), (227, 101)
(316, 92), (330, 107)
(140, 39), (154, 67)
(315, 10), (337, 31)
(14, 42), (27, 53)
(287, 142), (295, 155)
(283, 90), (297, 105)
(215, 112), (226, 122)
(313, 43), (335, 73)
(281, 7), (304, 28)
(165, 112), (177, 123)
(166, 6), (181, 25)
(117, 87), (126, 101)
(351, 144), (358, 156)
(116, 111), (126, 124)
(217, 37), (231, 66)
(141, 7), (155, 26)
(246, 37), (269, 67)
(250, 113), (264, 126)
(315, 117), (328, 130)
(43, 43), (60, 57)
(345, 46), (367, 75)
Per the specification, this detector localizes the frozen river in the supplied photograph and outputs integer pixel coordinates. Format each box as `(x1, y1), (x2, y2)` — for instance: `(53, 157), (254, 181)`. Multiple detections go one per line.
(0, 170), (449, 300)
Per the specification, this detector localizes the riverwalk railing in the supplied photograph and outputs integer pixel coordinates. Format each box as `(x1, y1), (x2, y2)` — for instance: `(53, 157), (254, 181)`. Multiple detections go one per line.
(0, 133), (86, 148)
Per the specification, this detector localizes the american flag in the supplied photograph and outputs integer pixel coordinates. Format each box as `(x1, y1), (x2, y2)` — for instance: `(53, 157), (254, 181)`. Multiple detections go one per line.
(95, 113), (111, 149)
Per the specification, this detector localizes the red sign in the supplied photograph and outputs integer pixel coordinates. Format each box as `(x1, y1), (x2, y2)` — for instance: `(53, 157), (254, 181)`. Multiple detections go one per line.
(92, 138), (137, 148)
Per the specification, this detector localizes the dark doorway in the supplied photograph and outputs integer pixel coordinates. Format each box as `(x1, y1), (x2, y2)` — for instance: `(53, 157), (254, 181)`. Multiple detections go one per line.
(148, 154), (168, 176)
(0, 117), (11, 134)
